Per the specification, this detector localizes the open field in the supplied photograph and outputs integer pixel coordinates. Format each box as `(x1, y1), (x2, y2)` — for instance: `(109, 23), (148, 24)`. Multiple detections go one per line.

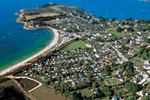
(26, 13), (59, 20)
(16, 78), (39, 91)
(113, 86), (133, 100)
(64, 41), (89, 50)
(132, 57), (144, 67)
(104, 78), (119, 86)
(0, 79), (18, 88)
(30, 85), (65, 100)
(76, 88), (93, 96)
(50, 5), (64, 11)
(0, 79), (28, 100)
(106, 27), (122, 36)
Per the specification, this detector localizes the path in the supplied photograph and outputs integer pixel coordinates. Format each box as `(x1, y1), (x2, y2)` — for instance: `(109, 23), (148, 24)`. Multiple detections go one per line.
(6, 75), (42, 93)
(7, 75), (33, 100)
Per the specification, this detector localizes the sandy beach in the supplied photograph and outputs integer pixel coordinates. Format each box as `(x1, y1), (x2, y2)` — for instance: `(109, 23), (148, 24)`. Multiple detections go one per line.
(0, 27), (59, 78)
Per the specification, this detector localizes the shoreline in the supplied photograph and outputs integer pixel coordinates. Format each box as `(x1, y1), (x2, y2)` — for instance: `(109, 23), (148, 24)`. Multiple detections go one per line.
(0, 27), (59, 78)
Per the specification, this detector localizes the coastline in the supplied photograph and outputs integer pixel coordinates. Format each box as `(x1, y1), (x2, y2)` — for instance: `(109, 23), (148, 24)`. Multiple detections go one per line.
(0, 27), (59, 78)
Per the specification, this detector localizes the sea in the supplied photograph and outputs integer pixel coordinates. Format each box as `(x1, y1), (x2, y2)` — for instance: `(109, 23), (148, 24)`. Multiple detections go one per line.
(0, 0), (150, 70)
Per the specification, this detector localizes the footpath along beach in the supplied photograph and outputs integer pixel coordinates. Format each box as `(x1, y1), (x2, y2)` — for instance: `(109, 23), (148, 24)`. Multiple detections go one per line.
(0, 27), (59, 78)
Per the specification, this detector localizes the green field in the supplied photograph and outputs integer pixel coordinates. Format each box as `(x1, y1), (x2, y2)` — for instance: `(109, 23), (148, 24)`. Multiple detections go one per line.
(106, 27), (122, 36)
(64, 41), (88, 50)
(50, 5), (63, 11)
(74, 88), (93, 97)
(104, 78), (118, 86)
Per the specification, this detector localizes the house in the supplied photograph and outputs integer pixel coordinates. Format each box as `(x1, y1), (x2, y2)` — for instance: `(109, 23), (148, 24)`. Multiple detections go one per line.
(145, 91), (150, 96)
(134, 74), (146, 84)
(35, 24), (39, 28)
(112, 95), (122, 100)
(144, 60), (150, 70)
(137, 31), (141, 35)
(94, 88), (99, 94)
(130, 40), (135, 46)
(86, 43), (91, 48)
(128, 50), (135, 56)
(118, 77), (125, 82)
(78, 72), (86, 78)
(116, 70), (123, 78)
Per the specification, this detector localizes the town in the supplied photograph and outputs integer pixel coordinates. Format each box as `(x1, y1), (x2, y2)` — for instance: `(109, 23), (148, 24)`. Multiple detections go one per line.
(1, 3), (150, 100)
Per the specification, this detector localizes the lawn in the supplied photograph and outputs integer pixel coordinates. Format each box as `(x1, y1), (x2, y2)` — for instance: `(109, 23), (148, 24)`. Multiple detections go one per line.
(132, 58), (144, 67)
(30, 85), (65, 100)
(105, 80), (111, 85)
(106, 27), (122, 36)
(104, 78), (118, 86)
(64, 41), (88, 50)
(111, 79), (117, 85)
(77, 88), (93, 96)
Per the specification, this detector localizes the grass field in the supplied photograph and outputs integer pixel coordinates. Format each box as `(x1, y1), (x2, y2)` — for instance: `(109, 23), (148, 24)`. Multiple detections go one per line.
(104, 78), (118, 86)
(76, 88), (93, 96)
(64, 41), (88, 50)
(30, 85), (65, 100)
(106, 27), (122, 36)
(113, 86), (134, 100)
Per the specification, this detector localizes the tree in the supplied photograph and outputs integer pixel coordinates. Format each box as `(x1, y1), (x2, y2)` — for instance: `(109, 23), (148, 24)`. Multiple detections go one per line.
(142, 95), (150, 100)
(111, 18), (116, 22)
(147, 38), (150, 43)
(127, 27), (134, 32)
(71, 91), (83, 100)
(92, 82), (97, 88)
(117, 27), (123, 32)
(127, 95), (137, 100)
(125, 82), (142, 93)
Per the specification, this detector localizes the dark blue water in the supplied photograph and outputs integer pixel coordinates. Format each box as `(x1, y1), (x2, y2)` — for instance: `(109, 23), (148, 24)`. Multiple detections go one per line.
(0, 0), (150, 70)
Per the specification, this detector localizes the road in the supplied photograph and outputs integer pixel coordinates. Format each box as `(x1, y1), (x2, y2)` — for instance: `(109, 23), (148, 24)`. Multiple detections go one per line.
(6, 75), (42, 93)
(107, 43), (128, 62)
(7, 75), (34, 100)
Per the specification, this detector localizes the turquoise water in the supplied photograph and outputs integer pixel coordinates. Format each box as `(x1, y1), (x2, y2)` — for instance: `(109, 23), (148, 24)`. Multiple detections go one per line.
(0, 0), (150, 70)
(0, 28), (53, 70)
